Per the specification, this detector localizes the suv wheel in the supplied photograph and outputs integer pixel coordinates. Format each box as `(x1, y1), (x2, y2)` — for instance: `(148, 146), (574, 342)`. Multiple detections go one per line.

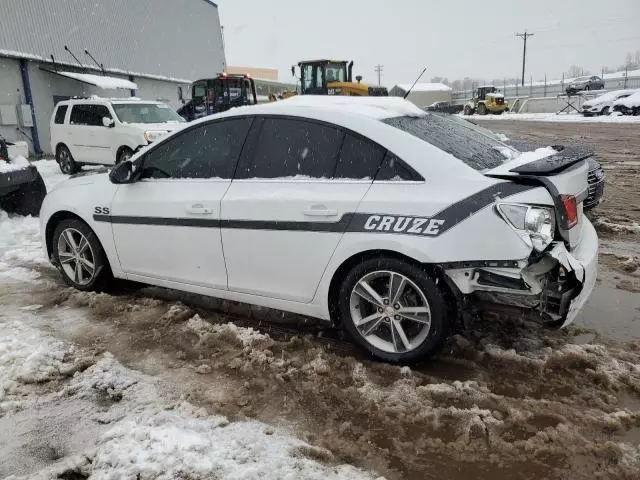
(52, 219), (112, 291)
(601, 106), (610, 116)
(338, 257), (447, 363)
(117, 147), (134, 164)
(57, 145), (80, 175)
(584, 85), (590, 91)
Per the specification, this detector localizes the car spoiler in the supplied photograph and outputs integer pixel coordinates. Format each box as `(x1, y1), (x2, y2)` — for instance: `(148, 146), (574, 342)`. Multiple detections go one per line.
(509, 145), (594, 176)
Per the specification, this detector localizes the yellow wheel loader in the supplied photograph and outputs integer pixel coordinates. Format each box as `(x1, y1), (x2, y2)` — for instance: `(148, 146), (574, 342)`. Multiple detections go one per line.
(463, 86), (509, 115)
(271, 60), (388, 100)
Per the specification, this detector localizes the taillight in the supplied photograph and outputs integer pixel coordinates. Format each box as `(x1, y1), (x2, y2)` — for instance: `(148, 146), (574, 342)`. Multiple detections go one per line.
(560, 194), (578, 229)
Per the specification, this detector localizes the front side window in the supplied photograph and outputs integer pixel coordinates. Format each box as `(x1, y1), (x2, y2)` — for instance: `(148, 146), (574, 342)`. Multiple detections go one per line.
(383, 114), (512, 171)
(325, 63), (346, 83)
(54, 105), (68, 124)
(140, 118), (252, 180)
(237, 118), (344, 179)
(113, 103), (184, 124)
(91, 105), (112, 126)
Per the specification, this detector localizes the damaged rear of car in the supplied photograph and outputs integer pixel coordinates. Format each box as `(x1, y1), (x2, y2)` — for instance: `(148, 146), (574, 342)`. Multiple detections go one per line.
(383, 114), (598, 328)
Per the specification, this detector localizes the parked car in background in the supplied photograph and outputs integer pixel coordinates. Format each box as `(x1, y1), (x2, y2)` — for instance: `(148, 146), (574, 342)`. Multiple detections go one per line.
(581, 89), (637, 116)
(50, 98), (186, 174)
(423, 101), (464, 114)
(612, 91), (640, 115)
(40, 96), (598, 363)
(565, 75), (605, 95)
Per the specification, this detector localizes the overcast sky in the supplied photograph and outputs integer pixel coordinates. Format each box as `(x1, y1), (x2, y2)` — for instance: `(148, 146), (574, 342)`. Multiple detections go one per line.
(215, 0), (640, 86)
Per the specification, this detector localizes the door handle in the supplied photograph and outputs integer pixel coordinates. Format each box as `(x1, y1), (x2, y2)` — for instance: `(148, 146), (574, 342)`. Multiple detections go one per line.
(303, 207), (338, 217)
(186, 203), (213, 215)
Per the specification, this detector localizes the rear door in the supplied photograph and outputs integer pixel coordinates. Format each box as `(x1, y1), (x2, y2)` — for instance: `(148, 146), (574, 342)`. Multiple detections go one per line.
(221, 117), (384, 303)
(109, 117), (252, 288)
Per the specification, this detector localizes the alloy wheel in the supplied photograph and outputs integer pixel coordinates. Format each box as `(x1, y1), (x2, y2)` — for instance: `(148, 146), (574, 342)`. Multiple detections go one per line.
(349, 270), (432, 354)
(57, 228), (96, 285)
(59, 149), (71, 173)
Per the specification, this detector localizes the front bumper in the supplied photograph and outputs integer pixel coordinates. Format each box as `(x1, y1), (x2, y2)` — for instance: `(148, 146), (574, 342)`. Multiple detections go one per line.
(445, 219), (599, 326)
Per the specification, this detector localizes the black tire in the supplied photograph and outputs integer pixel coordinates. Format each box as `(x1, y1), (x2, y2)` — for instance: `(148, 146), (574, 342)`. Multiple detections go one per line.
(0, 171), (47, 216)
(52, 218), (112, 291)
(600, 106), (610, 116)
(117, 147), (134, 164)
(56, 145), (80, 175)
(337, 256), (447, 363)
(584, 85), (590, 91)
(463, 105), (473, 116)
(477, 103), (487, 115)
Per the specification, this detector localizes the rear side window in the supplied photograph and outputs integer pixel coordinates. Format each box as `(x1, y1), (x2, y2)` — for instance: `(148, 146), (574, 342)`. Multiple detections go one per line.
(376, 151), (423, 181)
(140, 118), (252, 180)
(334, 134), (385, 180)
(237, 118), (344, 179)
(383, 114), (509, 171)
(54, 105), (68, 124)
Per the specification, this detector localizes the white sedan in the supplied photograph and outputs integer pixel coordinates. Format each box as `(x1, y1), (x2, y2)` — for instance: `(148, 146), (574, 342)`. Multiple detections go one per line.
(40, 96), (598, 363)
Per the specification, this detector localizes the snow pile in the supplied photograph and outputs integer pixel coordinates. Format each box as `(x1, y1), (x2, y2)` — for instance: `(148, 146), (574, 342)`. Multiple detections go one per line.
(462, 112), (640, 123)
(593, 217), (640, 234)
(0, 210), (45, 275)
(277, 95), (427, 119)
(0, 155), (29, 173)
(394, 83), (452, 93)
(185, 314), (274, 348)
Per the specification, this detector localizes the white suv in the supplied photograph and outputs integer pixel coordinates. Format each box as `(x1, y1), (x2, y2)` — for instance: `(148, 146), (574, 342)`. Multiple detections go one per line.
(50, 98), (185, 174)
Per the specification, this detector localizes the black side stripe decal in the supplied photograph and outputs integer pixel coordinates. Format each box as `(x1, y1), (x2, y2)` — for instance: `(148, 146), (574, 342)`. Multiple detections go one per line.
(92, 182), (535, 236)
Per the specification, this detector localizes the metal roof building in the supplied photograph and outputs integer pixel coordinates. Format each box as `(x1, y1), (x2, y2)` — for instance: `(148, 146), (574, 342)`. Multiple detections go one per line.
(0, 0), (225, 154)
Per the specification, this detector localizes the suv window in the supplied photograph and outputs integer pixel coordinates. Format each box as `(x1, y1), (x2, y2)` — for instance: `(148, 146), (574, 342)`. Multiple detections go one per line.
(140, 118), (252, 180)
(69, 104), (112, 126)
(383, 114), (510, 171)
(237, 118), (344, 179)
(54, 105), (68, 124)
(334, 134), (385, 179)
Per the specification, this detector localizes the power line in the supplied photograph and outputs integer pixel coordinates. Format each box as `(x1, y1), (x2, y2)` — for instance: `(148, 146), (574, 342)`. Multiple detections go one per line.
(516, 31), (534, 87)
(374, 64), (383, 86)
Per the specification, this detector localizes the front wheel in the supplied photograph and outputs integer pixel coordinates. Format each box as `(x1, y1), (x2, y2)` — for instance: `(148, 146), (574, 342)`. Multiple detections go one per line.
(52, 219), (112, 291)
(463, 105), (473, 115)
(601, 106), (610, 116)
(117, 147), (134, 164)
(338, 257), (447, 363)
(477, 103), (487, 115)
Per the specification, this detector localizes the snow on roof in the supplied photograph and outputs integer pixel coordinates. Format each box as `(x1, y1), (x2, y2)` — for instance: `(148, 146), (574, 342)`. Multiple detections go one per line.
(394, 83), (452, 93)
(46, 70), (138, 90)
(269, 95), (427, 119)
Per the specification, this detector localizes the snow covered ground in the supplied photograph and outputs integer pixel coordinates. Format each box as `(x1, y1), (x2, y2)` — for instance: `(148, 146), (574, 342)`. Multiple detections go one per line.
(0, 161), (375, 479)
(462, 112), (640, 123)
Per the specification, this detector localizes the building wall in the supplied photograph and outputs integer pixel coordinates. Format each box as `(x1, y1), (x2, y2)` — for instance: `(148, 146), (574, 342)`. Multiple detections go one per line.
(227, 66), (279, 81)
(134, 76), (190, 110)
(0, 57), (25, 146)
(389, 86), (452, 107)
(0, 0), (225, 81)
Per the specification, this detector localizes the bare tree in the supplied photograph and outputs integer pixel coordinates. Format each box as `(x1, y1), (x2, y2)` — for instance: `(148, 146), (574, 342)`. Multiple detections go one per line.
(566, 65), (584, 78)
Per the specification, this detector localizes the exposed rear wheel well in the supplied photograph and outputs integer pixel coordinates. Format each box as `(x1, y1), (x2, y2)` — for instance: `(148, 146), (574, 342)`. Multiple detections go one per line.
(327, 250), (457, 327)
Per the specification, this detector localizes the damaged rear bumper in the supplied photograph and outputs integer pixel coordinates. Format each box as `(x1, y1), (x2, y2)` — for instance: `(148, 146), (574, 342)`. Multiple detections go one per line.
(444, 219), (598, 327)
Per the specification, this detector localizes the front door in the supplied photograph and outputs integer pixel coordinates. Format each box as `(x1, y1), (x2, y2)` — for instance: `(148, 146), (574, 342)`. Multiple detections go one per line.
(221, 117), (385, 303)
(109, 117), (252, 289)
(87, 104), (115, 165)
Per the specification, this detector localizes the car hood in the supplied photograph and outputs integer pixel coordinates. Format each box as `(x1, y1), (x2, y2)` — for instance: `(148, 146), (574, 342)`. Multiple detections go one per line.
(52, 168), (109, 193)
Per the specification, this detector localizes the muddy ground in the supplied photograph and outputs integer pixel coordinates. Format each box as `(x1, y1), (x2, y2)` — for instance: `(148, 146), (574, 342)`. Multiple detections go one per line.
(3, 121), (640, 480)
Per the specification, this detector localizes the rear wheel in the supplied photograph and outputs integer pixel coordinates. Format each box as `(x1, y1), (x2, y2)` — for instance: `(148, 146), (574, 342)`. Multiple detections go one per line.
(52, 219), (112, 291)
(338, 257), (447, 363)
(584, 85), (590, 91)
(477, 103), (487, 115)
(56, 145), (80, 175)
(463, 105), (473, 115)
(601, 106), (610, 116)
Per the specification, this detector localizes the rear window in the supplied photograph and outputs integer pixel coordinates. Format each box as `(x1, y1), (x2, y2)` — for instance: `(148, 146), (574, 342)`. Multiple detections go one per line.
(54, 105), (67, 124)
(383, 114), (511, 171)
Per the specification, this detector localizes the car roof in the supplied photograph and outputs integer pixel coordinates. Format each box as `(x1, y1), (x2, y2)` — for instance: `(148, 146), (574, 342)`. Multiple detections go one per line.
(57, 98), (162, 105)
(212, 95), (427, 122)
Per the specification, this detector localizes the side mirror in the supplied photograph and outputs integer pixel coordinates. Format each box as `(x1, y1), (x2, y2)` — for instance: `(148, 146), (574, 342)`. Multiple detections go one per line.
(102, 117), (115, 128)
(109, 160), (133, 184)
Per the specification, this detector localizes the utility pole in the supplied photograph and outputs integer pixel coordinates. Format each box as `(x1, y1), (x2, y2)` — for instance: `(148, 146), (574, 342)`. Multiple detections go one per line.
(516, 31), (534, 87)
(374, 64), (383, 86)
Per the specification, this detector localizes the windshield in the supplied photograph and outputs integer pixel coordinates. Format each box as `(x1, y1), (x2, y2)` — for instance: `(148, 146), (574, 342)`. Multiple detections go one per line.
(325, 62), (346, 83)
(112, 103), (184, 124)
(383, 114), (515, 171)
